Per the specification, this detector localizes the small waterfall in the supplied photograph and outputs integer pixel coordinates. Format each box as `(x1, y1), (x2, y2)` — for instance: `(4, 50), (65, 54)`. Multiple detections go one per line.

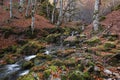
(71, 31), (74, 36)
(24, 55), (36, 61)
(19, 70), (30, 76)
(45, 50), (50, 55)
(0, 55), (37, 80)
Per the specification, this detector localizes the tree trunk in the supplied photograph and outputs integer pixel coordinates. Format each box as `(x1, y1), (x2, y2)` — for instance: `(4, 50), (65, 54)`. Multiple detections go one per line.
(51, 1), (57, 24)
(31, 0), (36, 34)
(93, 0), (101, 31)
(19, 0), (24, 12)
(56, 0), (63, 27)
(10, 0), (13, 18)
(25, 0), (31, 17)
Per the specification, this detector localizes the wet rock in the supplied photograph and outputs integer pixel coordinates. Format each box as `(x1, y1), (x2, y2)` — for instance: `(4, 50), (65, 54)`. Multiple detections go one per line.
(22, 61), (34, 69)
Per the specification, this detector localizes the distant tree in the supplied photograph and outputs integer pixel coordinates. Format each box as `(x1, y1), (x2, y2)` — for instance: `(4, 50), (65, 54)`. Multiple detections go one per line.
(31, 0), (36, 34)
(93, 0), (101, 31)
(19, 0), (24, 12)
(51, 0), (57, 24)
(25, 0), (31, 17)
(56, 0), (63, 27)
(10, 0), (13, 18)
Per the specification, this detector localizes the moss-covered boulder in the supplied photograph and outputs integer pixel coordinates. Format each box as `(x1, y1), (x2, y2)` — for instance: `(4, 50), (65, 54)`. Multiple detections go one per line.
(22, 61), (34, 69)
(85, 36), (100, 46)
(64, 57), (77, 67)
(17, 73), (35, 80)
(68, 71), (91, 80)
(103, 33), (118, 41)
(55, 49), (75, 57)
(36, 53), (52, 60)
(43, 65), (58, 79)
(64, 36), (79, 46)
(45, 33), (61, 43)
(104, 42), (116, 50)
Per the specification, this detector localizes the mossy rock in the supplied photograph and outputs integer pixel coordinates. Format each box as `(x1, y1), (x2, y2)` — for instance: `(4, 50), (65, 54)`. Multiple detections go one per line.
(68, 71), (91, 80)
(55, 49), (75, 57)
(36, 53), (52, 61)
(20, 43), (44, 55)
(17, 73), (34, 80)
(103, 34), (118, 41)
(104, 42), (116, 50)
(64, 57), (76, 67)
(85, 36), (100, 46)
(64, 36), (79, 46)
(22, 61), (34, 69)
(68, 71), (84, 80)
(45, 33), (61, 43)
(1, 45), (17, 53)
(51, 59), (64, 66)
(4, 54), (20, 64)
(43, 69), (51, 79)
(43, 65), (58, 79)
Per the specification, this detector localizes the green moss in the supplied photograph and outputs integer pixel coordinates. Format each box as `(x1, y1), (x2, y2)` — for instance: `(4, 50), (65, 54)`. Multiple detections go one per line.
(43, 65), (58, 79)
(68, 71), (84, 80)
(43, 69), (51, 79)
(22, 61), (34, 69)
(36, 54), (52, 60)
(64, 57), (76, 67)
(51, 59), (64, 66)
(104, 42), (116, 50)
(1, 45), (17, 53)
(86, 36), (100, 46)
(17, 73), (34, 80)
(56, 49), (75, 57)
(46, 33), (61, 43)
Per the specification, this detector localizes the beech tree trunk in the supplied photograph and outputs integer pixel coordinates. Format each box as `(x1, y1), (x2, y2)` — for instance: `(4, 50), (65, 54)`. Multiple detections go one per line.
(19, 0), (24, 12)
(31, 0), (36, 34)
(10, 0), (13, 18)
(93, 0), (101, 31)
(25, 0), (31, 17)
(51, 1), (57, 24)
(56, 0), (63, 27)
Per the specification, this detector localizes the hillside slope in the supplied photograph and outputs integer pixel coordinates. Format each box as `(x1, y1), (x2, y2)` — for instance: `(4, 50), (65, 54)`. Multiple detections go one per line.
(0, 1), (54, 28)
(84, 10), (120, 38)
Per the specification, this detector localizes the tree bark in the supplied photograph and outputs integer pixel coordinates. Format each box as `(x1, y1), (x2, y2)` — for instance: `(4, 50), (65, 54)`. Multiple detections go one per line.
(93, 0), (101, 31)
(31, 0), (36, 34)
(56, 0), (63, 27)
(25, 0), (31, 17)
(10, 0), (13, 18)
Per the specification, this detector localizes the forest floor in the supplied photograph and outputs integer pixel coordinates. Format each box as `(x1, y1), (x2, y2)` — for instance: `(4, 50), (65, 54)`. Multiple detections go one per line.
(0, 1), (120, 80)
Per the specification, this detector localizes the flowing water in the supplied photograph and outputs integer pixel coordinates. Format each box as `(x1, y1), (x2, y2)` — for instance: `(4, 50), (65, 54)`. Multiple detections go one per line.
(0, 55), (36, 80)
